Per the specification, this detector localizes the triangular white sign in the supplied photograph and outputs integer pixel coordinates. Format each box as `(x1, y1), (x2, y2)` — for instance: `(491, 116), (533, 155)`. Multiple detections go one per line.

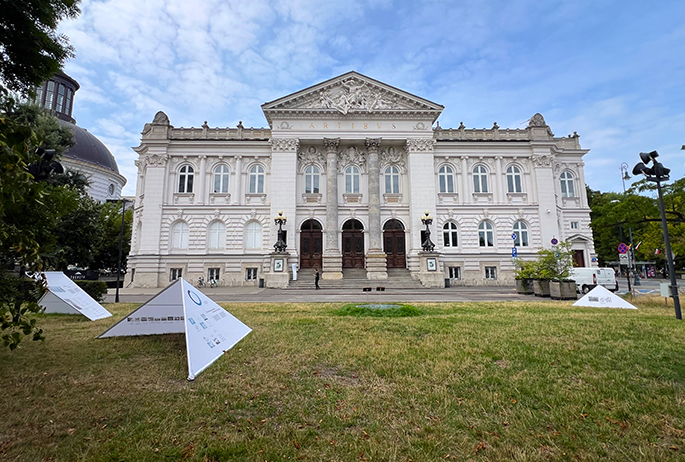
(98, 278), (251, 380)
(572, 285), (637, 310)
(39, 272), (112, 320)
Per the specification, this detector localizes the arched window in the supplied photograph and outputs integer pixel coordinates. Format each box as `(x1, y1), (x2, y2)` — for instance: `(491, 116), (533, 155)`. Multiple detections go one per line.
(443, 222), (458, 247)
(478, 221), (494, 247)
(345, 166), (360, 194)
(439, 165), (455, 193)
(213, 165), (230, 193)
(305, 165), (320, 194)
(384, 166), (400, 194)
(249, 165), (265, 193)
(473, 165), (488, 193)
(560, 171), (575, 197)
(171, 222), (189, 249)
(245, 221), (262, 249)
(178, 165), (194, 193)
(208, 221), (226, 249)
(513, 221), (529, 247)
(506, 165), (522, 193)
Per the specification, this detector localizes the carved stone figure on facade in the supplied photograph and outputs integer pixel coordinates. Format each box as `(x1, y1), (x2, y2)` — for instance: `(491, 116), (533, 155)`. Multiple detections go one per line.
(339, 146), (366, 170)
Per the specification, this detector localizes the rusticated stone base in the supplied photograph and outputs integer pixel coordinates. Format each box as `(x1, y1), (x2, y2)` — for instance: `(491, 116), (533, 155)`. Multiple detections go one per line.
(416, 251), (445, 288)
(322, 253), (343, 279)
(366, 251), (388, 279)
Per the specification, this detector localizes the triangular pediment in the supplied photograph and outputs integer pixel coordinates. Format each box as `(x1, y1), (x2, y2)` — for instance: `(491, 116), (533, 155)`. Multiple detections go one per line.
(262, 71), (443, 126)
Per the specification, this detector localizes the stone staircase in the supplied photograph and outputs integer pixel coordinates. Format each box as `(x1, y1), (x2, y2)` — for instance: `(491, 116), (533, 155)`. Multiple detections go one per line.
(286, 268), (425, 290)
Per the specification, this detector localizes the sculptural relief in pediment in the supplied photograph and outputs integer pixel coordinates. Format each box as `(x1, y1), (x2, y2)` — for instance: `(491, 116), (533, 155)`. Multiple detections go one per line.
(278, 77), (430, 114)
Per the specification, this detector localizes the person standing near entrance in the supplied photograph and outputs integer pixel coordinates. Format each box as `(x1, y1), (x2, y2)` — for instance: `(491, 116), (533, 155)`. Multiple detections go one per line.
(314, 268), (320, 289)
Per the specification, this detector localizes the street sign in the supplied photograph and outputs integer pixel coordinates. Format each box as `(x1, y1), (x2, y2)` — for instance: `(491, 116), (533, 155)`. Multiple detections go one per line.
(618, 243), (628, 254)
(511, 233), (517, 240)
(512, 247), (517, 258)
(551, 238), (558, 245)
(619, 253), (629, 264)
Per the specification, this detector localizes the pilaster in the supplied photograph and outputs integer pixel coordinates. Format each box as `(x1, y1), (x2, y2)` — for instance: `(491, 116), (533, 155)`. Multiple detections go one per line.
(406, 138), (438, 256)
(531, 147), (560, 248)
(269, 138), (300, 260)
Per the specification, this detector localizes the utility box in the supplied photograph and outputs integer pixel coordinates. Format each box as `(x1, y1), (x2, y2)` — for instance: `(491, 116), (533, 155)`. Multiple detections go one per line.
(661, 283), (671, 297)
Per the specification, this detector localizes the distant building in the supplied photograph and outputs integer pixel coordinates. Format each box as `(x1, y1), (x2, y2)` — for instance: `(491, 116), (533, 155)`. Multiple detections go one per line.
(33, 72), (126, 201)
(127, 71), (595, 288)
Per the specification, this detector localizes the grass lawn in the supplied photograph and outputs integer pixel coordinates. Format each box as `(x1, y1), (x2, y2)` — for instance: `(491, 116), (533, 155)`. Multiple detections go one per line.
(1, 297), (684, 461)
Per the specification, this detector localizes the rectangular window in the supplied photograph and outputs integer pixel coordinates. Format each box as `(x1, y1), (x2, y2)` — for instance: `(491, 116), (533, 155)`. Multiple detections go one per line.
(208, 268), (220, 282)
(34, 86), (43, 105)
(56, 84), (65, 112)
(170, 268), (183, 281)
(246, 268), (258, 281)
(65, 89), (73, 116)
(45, 81), (55, 110)
(571, 222), (579, 229)
(485, 267), (497, 279)
(448, 267), (461, 279)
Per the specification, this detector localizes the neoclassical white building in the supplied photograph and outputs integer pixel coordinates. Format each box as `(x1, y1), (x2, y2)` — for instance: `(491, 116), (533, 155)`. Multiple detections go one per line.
(126, 72), (595, 288)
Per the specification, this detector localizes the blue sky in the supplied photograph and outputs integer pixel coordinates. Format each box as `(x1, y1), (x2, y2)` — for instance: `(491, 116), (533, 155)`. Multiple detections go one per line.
(59, 0), (685, 196)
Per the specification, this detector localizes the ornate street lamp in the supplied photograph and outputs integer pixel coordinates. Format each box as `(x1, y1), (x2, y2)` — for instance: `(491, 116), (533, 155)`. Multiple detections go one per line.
(632, 151), (681, 319)
(420, 211), (435, 251)
(273, 211), (287, 253)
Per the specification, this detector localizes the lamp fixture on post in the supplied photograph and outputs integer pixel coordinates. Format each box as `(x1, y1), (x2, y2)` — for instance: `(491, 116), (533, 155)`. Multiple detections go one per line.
(273, 211), (287, 253)
(632, 150), (681, 319)
(619, 162), (640, 287)
(106, 198), (133, 303)
(420, 211), (435, 252)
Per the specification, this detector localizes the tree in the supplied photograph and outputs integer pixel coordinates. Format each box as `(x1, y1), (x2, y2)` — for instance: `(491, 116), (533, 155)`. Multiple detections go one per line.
(91, 203), (133, 272)
(588, 176), (685, 271)
(0, 0), (81, 95)
(0, 96), (79, 349)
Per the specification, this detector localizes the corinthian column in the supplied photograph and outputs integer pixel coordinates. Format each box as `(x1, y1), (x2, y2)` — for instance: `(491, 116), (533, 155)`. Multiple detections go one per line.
(365, 138), (387, 280)
(322, 138), (343, 279)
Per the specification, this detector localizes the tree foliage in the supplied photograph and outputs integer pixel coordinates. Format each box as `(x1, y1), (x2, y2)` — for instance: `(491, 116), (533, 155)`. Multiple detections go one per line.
(0, 96), (79, 349)
(0, 0), (81, 95)
(588, 176), (685, 270)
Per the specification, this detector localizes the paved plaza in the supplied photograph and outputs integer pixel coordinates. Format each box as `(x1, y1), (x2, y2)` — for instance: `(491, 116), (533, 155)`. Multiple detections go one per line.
(105, 277), (680, 304)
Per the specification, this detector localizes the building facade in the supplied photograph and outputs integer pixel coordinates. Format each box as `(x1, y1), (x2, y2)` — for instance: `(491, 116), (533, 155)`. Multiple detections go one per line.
(126, 72), (595, 288)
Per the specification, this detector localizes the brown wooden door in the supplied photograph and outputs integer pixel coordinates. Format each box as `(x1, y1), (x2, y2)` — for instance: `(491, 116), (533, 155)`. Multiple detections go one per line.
(383, 219), (406, 268)
(384, 231), (406, 268)
(299, 220), (322, 269)
(573, 250), (585, 267)
(342, 230), (364, 268)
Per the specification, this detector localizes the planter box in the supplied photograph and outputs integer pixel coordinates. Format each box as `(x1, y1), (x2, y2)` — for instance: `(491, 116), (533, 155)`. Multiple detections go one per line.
(550, 281), (577, 300)
(515, 278), (535, 295)
(533, 279), (551, 297)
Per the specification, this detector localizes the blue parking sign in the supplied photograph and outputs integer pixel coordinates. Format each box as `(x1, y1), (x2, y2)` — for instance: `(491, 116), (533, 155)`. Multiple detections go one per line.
(512, 247), (517, 258)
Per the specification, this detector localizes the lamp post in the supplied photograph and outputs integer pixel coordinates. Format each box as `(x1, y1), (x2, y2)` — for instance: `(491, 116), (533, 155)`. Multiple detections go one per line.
(420, 211), (435, 251)
(273, 211), (287, 253)
(632, 151), (681, 319)
(619, 163), (640, 287)
(107, 198), (132, 303)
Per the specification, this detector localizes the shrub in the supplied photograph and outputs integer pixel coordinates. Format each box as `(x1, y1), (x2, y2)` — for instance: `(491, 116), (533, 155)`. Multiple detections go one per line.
(75, 280), (108, 302)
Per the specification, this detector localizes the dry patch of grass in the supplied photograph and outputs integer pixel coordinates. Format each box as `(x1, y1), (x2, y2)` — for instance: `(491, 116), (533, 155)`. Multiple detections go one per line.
(0, 299), (684, 461)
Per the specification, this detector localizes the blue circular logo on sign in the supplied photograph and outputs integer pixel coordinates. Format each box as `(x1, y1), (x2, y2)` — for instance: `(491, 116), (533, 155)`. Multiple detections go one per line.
(187, 290), (202, 306)
(511, 233), (517, 240)
(618, 243), (628, 254)
(551, 238), (559, 245)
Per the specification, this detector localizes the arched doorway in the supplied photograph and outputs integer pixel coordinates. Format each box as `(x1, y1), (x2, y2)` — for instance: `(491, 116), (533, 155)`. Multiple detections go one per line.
(299, 219), (322, 269)
(383, 219), (406, 268)
(342, 219), (364, 268)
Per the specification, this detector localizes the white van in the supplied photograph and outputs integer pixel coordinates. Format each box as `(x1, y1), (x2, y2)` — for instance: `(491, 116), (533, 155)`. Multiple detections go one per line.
(569, 267), (618, 294)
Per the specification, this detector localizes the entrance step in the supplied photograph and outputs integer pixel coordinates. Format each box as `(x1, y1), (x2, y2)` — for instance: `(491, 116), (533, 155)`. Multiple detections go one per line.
(287, 267), (424, 290)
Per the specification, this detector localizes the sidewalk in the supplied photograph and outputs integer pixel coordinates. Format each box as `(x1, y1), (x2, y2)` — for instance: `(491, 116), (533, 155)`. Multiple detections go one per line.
(105, 284), (527, 304)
